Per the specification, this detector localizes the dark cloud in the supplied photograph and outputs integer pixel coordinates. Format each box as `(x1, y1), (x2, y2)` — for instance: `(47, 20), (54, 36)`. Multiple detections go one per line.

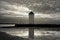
(27, 0), (60, 13)
(1, 0), (60, 13)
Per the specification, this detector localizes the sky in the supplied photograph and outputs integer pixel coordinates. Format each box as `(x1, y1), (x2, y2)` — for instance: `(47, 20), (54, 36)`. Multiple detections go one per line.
(0, 0), (60, 24)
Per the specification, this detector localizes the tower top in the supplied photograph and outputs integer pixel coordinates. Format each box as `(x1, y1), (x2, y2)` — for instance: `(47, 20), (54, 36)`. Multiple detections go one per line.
(29, 11), (34, 15)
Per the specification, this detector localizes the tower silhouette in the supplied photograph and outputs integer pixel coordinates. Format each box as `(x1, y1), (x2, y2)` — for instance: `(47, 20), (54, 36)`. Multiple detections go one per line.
(29, 11), (34, 24)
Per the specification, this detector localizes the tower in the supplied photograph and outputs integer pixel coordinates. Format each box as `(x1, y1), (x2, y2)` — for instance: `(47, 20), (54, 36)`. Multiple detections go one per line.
(29, 11), (34, 24)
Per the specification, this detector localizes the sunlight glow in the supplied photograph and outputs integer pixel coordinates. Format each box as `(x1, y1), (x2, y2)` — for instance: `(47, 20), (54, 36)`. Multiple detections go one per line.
(7, 4), (31, 12)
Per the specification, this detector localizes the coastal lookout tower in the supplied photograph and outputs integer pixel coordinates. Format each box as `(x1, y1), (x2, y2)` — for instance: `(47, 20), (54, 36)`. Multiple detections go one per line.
(29, 11), (34, 24)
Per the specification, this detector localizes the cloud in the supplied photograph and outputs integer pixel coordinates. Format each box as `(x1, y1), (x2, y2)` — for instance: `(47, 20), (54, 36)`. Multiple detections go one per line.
(1, 0), (60, 14)
(35, 13), (60, 20)
(26, 0), (60, 13)
(0, 1), (29, 24)
(0, 0), (60, 24)
(0, 1), (31, 17)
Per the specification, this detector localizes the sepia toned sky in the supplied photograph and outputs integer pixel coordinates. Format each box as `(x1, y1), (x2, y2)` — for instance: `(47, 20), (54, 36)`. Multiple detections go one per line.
(0, 0), (60, 24)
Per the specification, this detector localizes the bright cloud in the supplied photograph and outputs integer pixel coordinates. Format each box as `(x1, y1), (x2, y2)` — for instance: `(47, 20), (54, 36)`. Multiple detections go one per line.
(0, 1), (31, 17)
